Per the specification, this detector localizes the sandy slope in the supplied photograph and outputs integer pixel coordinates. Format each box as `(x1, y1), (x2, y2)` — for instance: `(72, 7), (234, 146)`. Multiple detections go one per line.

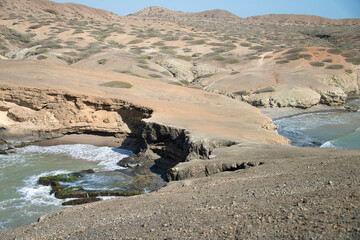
(0, 60), (287, 144)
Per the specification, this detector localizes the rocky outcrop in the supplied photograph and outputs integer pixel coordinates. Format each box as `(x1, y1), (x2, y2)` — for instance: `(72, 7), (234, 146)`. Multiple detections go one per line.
(160, 58), (228, 82)
(160, 58), (194, 81)
(167, 160), (263, 181)
(319, 68), (360, 95)
(191, 62), (228, 79)
(0, 84), (243, 182)
(0, 85), (152, 142)
(5, 47), (34, 60)
(244, 87), (321, 108)
(139, 121), (238, 164)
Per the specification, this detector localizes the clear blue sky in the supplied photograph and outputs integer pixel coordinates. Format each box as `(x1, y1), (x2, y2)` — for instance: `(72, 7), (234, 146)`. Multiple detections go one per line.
(52, 0), (360, 19)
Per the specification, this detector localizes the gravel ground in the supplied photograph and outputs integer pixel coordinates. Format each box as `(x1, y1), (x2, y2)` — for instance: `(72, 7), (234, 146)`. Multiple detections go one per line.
(1, 144), (359, 239)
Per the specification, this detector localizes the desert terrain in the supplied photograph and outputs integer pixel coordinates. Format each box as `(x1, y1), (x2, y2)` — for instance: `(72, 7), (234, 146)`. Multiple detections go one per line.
(0, 0), (359, 238)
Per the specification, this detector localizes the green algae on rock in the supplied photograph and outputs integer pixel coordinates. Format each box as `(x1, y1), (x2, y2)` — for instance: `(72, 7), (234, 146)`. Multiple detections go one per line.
(38, 169), (142, 205)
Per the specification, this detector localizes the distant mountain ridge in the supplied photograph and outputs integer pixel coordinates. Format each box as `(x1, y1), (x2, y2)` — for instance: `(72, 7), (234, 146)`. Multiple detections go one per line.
(1, 1), (359, 26)
(245, 14), (360, 26)
(130, 6), (360, 26)
(129, 6), (241, 21)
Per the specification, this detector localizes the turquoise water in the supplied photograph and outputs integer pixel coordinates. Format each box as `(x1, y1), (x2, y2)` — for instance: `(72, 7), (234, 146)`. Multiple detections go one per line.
(275, 103), (360, 150)
(0, 144), (131, 231)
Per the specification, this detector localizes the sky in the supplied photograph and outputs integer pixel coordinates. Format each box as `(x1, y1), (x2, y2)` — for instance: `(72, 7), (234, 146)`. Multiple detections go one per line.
(52, 0), (360, 19)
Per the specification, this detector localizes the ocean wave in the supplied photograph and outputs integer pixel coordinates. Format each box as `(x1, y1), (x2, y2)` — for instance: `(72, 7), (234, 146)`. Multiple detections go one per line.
(320, 141), (337, 149)
(0, 170), (67, 231)
(275, 111), (355, 131)
(18, 170), (69, 206)
(17, 144), (132, 171)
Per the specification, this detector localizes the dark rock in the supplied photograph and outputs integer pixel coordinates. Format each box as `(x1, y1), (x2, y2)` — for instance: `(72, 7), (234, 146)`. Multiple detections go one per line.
(0, 144), (15, 154)
(55, 189), (142, 199)
(62, 197), (101, 206)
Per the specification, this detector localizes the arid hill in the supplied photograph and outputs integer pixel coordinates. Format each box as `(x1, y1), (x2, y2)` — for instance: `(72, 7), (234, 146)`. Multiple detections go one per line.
(0, 0), (120, 22)
(1, 0), (359, 109)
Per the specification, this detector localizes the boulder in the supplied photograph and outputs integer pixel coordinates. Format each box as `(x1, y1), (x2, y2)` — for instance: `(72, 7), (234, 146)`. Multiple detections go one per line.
(317, 87), (347, 106)
(0, 144), (15, 154)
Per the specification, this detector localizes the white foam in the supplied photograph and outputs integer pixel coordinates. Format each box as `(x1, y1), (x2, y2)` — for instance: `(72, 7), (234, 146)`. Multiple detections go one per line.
(18, 170), (69, 207)
(320, 141), (337, 149)
(17, 144), (132, 171)
(0, 170), (68, 230)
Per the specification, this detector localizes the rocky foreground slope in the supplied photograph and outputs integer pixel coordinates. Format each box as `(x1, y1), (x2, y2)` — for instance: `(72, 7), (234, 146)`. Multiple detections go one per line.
(1, 143), (360, 239)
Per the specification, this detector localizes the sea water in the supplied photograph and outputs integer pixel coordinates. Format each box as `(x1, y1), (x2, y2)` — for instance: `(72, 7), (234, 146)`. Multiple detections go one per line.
(274, 101), (360, 150)
(0, 144), (131, 231)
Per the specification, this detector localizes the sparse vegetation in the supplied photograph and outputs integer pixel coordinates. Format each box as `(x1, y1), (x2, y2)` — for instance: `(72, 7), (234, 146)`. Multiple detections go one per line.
(148, 73), (162, 78)
(234, 90), (250, 96)
(160, 46), (177, 55)
(57, 55), (80, 64)
(129, 47), (143, 55)
(240, 42), (252, 47)
(283, 48), (308, 54)
(189, 39), (207, 45)
(100, 81), (133, 88)
(344, 54), (360, 65)
(180, 80), (190, 86)
(162, 35), (179, 41)
(327, 48), (342, 55)
(176, 55), (192, 61)
(276, 59), (290, 64)
(254, 87), (275, 94)
(230, 71), (240, 75)
(152, 41), (165, 46)
(285, 53), (301, 60)
(137, 64), (149, 69)
(325, 64), (344, 70)
(310, 62), (325, 67)
(227, 58), (239, 64)
(44, 9), (59, 15)
(299, 54), (312, 59)
(215, 56), (225, 61)
(128, 39), (144, 44)
(322, 58), (333, 63)
(29, 24), (45, 29)
(98, 58), (107, 64)
(37, 55), (47, 60)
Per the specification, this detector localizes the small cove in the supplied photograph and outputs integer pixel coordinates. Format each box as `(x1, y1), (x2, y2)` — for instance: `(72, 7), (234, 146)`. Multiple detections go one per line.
(0, 144), (132, 231)
(274, 100), (360, 150)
